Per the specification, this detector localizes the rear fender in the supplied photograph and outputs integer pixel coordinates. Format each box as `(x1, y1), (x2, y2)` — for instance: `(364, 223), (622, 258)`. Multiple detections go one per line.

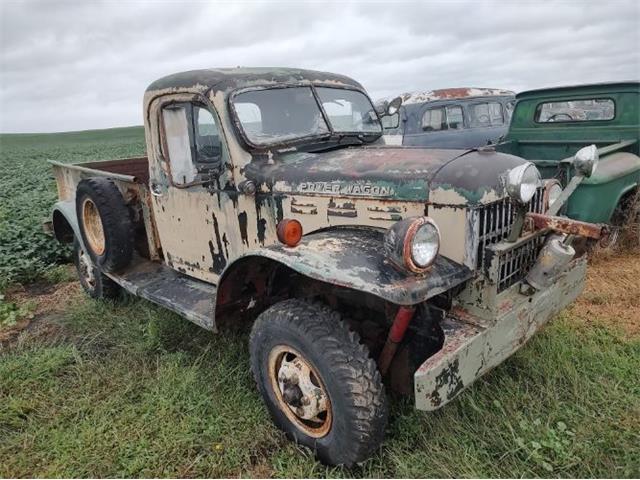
(51, 200), (86, 250)
(216, 228), (472, 307)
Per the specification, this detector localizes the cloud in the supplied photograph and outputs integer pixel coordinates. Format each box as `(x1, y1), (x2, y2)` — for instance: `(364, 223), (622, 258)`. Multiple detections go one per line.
(1, 0), (638, 132)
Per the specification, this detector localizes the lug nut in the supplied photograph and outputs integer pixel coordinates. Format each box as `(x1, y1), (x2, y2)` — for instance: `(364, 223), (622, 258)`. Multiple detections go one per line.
(301, 396), (310, 406)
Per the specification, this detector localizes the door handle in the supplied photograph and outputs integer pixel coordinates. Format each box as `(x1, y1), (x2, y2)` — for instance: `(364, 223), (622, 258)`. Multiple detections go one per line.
(150, 183), (163, 197)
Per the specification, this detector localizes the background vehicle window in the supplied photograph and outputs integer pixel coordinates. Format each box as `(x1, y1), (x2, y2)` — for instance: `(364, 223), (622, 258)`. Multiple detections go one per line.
(535, 98), (615, 122)
(446, 106), (464, 129)
(162, 105), (197, 185)
(381, 112), (399, 129)
(422, 108), (444, 131)
(489, 102), (503, 124)
(469, 102), (503, 127)
(505, 101), (515, 121)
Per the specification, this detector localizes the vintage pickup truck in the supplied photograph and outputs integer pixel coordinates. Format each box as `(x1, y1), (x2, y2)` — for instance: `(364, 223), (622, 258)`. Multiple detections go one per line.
(48, 68), (605, 466)
(497, 82), (640, 231)
(378, 88), (515, 149)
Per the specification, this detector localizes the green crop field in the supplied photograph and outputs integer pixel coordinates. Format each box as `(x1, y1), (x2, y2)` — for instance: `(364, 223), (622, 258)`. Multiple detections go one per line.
(0, 129), (639, 478)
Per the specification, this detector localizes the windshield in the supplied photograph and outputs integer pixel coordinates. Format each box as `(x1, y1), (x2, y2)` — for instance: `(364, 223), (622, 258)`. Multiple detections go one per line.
(232, 86), (381, 147)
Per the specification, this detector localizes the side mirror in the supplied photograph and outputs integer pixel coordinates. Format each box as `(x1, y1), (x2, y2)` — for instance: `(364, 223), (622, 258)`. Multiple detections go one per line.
(387, 96), (403, 116)
(374, 96), (403, 117)
(573, 144), (599, 177)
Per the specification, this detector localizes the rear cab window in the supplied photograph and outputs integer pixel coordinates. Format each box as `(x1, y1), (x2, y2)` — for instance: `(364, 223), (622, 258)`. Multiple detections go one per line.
(535, 98), (615, 123)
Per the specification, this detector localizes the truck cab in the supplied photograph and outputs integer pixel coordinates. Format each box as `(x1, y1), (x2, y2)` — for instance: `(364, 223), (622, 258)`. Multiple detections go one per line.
(48, 68), (606, 466)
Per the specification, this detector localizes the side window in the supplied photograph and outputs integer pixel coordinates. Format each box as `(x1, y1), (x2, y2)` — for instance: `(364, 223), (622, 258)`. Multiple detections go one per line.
(421, 108), (445, 131)
(422, 106), (463, 131)
(382, 112), (399, 129)
(488, 102), (503, 125)
(162, 105), (197, 185)
(194, 106), (221, 166)
(469, 102), (504, 127)
(161, 102), (222, 185)
(446, 106), (464, 129)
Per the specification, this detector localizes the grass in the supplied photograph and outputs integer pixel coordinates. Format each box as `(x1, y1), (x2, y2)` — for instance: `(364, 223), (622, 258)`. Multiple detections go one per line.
(0, 127), (145, 290)
(0, 128), (639, 477)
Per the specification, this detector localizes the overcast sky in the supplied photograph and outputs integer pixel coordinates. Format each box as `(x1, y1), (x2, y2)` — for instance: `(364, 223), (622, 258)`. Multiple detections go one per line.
(1, 0), (638, 133)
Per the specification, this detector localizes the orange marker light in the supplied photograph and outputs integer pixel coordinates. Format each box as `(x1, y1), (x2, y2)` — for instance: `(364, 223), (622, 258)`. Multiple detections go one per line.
(277, 219), (303, 247)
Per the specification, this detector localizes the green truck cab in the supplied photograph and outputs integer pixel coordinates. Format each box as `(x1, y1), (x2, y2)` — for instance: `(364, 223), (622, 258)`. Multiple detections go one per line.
(497, 82), (640, 225)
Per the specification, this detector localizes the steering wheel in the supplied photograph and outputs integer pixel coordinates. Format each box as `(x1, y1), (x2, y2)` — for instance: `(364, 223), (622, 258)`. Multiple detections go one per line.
(477, 114), (490, 124)
(547, 113), (574, 122)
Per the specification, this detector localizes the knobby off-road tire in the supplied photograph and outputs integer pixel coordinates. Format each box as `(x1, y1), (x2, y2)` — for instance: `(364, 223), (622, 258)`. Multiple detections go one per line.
(75, 177), (133, 273)
(249, 299), (388, 466)
(73, 238), (121, 299)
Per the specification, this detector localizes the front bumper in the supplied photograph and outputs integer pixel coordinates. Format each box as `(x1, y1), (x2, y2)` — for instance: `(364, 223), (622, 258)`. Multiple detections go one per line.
(414, 255), (587, 411)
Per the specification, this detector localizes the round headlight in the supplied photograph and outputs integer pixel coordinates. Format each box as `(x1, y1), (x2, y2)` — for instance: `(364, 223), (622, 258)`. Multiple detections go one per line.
(410, 221), (440, 269)
(545, 180), (562, 210)
(506, 163), (541, 203)
(383, 216), (440, 273)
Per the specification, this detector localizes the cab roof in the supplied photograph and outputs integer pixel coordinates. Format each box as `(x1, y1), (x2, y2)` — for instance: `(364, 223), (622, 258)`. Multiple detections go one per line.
(516, 81), (640, 99)
(390, 87), (514, 106)
(145, 67), (365, 95)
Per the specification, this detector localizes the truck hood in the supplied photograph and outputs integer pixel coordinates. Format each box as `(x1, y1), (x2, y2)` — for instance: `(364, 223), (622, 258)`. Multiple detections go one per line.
(245, 146), (528, 205)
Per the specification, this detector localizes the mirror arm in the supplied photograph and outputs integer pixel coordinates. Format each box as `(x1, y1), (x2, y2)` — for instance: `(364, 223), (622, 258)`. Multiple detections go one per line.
(547, 174), (584, 215)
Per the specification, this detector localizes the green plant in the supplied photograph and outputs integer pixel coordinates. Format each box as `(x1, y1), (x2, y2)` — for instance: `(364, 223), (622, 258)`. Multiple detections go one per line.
(0, 127), (145, 290)
(0, 294), (34, 327)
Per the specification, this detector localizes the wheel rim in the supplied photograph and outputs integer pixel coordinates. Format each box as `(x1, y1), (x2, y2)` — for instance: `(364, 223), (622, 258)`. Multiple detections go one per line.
(78, 244), (96, 287)
(81, 198), (106, 255)
(268, 345), (332, 438)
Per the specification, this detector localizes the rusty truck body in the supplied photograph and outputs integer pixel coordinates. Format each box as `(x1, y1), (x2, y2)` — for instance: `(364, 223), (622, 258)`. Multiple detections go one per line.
(48, 68), (605, 466)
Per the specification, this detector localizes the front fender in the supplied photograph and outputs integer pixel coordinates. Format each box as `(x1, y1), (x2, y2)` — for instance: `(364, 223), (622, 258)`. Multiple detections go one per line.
(222, 228), (472, 306)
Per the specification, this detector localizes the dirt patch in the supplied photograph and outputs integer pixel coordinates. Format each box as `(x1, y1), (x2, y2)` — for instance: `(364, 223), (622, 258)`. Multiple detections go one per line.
(0, 281), (81, 347)
(570, 250), (640, 338)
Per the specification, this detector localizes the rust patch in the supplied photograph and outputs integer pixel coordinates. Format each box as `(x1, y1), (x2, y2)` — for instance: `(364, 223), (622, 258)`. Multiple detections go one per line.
(525, 212), (608, 239)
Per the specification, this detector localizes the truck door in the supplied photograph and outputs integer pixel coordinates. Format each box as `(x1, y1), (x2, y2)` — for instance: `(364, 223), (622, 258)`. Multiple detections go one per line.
(148, 96), (242, 284)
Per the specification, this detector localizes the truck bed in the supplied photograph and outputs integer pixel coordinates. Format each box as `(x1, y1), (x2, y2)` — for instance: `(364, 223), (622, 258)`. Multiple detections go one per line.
(50, 156), (149, 201)
(50, 155), (162, 261)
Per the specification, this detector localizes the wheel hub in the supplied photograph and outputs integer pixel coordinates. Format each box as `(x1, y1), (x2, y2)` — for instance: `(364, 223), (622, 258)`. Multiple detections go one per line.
(82, 198), (106, 255)
(269, 346), (332, 437)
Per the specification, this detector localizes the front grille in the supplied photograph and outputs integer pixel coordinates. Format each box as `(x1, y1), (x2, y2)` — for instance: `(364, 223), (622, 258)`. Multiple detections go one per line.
(494, 236), (545, 291)
(477, 186), (545, 268)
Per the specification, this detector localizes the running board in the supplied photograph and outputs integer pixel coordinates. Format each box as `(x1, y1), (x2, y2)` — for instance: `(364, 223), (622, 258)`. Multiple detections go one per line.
(104, 257), (217, 331)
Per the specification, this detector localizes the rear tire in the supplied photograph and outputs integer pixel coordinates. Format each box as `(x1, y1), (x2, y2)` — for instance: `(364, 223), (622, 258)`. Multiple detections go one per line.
(73, 238), (121, 299)
(249, 299), (388, 466)
(76, 177), (133, 273)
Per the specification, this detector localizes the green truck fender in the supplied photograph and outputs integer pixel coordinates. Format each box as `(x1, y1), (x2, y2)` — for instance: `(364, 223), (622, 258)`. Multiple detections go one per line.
(567, 151), (640, 223)
(217, 228), (472, 307)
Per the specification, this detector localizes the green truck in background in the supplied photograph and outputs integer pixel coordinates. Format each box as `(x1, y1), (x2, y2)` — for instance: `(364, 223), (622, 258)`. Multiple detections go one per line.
(497, 82), (640, 231)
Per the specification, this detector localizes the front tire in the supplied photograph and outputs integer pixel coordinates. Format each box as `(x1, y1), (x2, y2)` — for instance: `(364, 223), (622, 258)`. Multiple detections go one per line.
(249, 299), (388, 466)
